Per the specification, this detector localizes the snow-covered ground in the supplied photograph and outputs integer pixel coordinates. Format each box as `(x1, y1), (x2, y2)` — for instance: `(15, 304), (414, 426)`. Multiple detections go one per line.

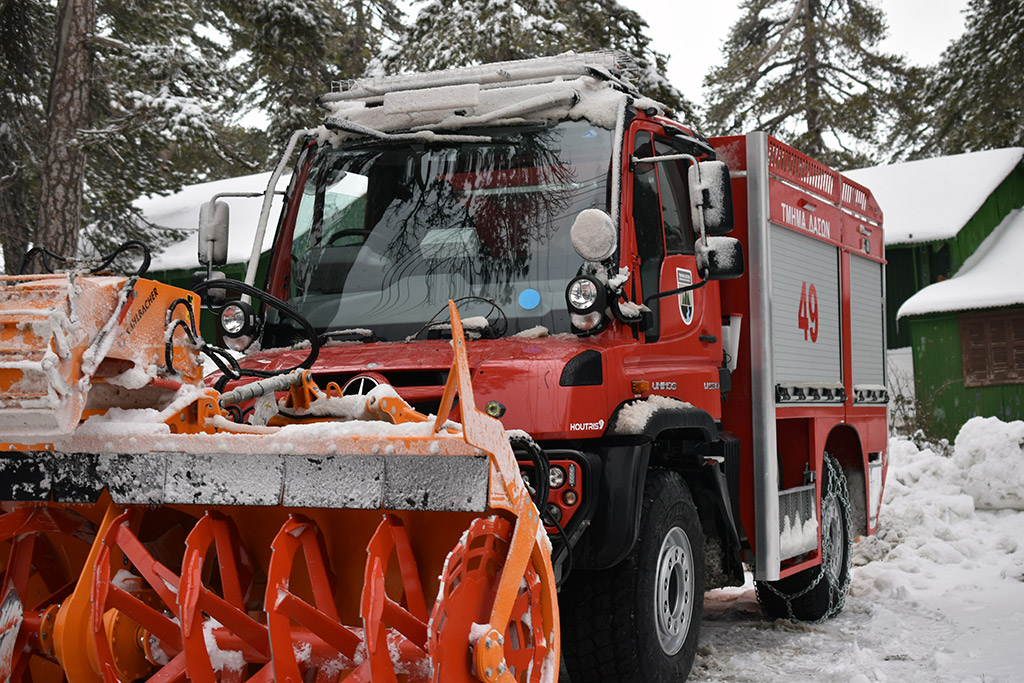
(693, 416), (1024, 682)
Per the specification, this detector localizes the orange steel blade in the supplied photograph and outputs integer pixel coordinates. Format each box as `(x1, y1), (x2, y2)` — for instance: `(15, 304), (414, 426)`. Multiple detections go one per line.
(0, 588), (23, 682)
(53, 501), (123, 683)
(179, 512), (270, 682)
(430, 302), (560, 683)
(361, 515), (429, 682)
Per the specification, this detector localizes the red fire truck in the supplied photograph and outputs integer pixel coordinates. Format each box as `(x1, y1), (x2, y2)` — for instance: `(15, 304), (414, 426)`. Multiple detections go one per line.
(190, 53), (888, 681)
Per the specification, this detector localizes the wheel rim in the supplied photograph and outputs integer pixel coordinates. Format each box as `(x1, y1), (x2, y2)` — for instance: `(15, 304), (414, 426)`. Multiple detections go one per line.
(654, 526), (694, 656)
(822, 493), (844, 582)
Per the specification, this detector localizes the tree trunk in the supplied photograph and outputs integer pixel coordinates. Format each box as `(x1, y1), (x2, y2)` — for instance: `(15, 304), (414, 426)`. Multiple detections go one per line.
(803, 0), (825, 156)
(34, 0), (94, 264)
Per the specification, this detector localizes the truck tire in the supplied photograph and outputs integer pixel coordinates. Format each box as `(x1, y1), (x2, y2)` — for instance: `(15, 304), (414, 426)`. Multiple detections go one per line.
(561, 469), (704, 682)
(755, 453), (852, 622)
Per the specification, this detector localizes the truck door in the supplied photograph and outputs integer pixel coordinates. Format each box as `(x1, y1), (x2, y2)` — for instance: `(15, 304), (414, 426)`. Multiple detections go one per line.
(627, 126), (723, 415)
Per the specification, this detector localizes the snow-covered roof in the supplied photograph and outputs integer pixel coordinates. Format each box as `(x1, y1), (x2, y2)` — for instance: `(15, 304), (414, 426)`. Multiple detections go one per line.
(846, 147), (1024, 246)
(898, 208), (1024, 318)
(137, 171), (290, 272)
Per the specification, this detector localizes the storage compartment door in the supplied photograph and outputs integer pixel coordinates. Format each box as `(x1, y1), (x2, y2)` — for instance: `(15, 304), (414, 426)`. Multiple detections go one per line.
(850, 254), (886, 401)
(770, 225), (842, 392)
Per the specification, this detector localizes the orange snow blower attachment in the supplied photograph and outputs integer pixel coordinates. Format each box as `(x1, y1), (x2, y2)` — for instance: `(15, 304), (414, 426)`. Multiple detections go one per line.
(0, 271), (202, 441)
(0, 281), (560, 683)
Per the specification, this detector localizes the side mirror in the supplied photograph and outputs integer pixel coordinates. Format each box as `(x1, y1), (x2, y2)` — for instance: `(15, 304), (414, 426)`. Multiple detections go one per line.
(198, 200), (230, 266)
(697, 236), (744, 281)
(688, 161), (734, 236)
(570, 209), (617, 263)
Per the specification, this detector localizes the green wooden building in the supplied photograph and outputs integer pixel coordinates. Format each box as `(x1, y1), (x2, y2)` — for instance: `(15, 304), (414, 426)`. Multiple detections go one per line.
(848, 148), (1024, 439)
(137, 171), (286, 337)
(139, 170), (286, 287)
(848, 147), (1024, 349)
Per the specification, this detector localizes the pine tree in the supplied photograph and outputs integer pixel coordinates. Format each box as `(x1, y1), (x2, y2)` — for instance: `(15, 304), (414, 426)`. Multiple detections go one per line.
(380, 0), (696, 121)
(222, 0), (405, 147)
(1, 0), (253, 271)
(0, 0), (53, 271)
(704, 0), (914, 168)
(891, 0), (1024, 159)
(78, 1), (243, 259)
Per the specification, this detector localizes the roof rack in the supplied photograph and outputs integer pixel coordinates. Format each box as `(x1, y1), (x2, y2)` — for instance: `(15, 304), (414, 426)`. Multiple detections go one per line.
(319, 52), (636, 105)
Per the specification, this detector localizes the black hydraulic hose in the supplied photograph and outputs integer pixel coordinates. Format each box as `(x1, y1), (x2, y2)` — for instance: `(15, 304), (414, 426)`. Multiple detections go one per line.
(19, 247), (66, 274)
(164, 296), (243, 381)
(90, 240), (151, 276)
(510, 436), (573, 585)
(19, 240), (152, 276)
(167, 297), (198, 333)
(511, 435), (550, 509)
(548, 515), (574, 589)
(192, 278), (321, 377)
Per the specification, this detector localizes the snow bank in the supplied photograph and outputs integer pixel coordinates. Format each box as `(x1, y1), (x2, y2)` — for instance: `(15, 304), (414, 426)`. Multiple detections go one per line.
(857, 417), (1024, 578)
(696, 417), (1024, 683)
(949, 417), (1024, 510)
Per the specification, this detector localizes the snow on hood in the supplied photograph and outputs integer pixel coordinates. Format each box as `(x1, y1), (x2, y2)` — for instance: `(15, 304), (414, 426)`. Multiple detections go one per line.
(898, 207), (1024, 318)
(846, 147), (1024, 246)
(137, 171), (291, 272)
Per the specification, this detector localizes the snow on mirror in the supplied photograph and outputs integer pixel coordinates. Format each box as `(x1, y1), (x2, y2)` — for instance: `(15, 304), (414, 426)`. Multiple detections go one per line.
(688, 160), (734, 236)
(570, 208), (617, 262)
(696, 236), (744, 281)
(198, 200), (229, 266)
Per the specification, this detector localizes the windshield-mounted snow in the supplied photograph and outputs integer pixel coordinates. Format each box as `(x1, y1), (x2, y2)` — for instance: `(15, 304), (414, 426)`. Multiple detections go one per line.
(273, 119), (612, 342)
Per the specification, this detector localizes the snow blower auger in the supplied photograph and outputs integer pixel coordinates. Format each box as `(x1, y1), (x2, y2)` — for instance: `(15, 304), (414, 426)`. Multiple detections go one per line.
(0, 259), (559, 683)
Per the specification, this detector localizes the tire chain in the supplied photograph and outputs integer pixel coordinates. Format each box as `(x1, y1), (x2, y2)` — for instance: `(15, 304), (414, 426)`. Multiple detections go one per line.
(757, 454), (853, 622)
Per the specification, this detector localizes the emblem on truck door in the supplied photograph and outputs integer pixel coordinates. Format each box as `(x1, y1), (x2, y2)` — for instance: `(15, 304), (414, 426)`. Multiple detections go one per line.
(676, 268), (693, 325)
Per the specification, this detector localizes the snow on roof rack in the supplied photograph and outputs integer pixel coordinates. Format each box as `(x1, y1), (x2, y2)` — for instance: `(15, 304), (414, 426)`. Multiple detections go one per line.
(320, 52), (637, 105)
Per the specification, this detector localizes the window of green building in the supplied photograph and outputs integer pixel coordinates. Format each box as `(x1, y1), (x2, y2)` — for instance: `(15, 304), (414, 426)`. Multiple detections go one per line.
(960, 309), (1024, 387)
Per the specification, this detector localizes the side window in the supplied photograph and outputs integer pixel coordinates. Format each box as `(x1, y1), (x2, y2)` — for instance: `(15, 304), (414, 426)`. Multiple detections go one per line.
(632, 132), (665, 340)
(654, 139), (694, 255)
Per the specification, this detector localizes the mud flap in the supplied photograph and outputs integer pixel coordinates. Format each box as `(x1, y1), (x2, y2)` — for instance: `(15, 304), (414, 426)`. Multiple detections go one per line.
(0, 588), (23, 683)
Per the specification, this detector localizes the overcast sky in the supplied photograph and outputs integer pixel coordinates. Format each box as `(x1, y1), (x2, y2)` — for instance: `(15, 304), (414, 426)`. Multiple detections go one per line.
(621, 0), (969, 108)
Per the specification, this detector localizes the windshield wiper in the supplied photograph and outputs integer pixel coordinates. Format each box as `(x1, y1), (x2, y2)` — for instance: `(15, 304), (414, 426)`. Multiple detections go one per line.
(406, 297), (509, 341)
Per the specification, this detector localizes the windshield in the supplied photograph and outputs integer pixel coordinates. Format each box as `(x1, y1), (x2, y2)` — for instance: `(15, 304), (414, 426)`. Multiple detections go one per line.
(277, 119), (612, 342)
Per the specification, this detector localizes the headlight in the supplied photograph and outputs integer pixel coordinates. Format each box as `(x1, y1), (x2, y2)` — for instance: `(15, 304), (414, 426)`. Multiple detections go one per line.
(570, 311), (604, 331)
(224, 334), (253, 352)
(221, 304), (247, 335)
(549, 465), (566, 489)
(568, 278), (599, 310)
(566, 276), (604, 314)
(219, 300), (256, 338)
(565, 275), (608, 334)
